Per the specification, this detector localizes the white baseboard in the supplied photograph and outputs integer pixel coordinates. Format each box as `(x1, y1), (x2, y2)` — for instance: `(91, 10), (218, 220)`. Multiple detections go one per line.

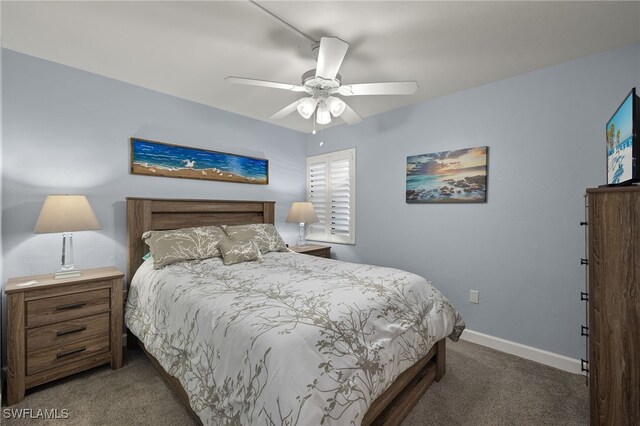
(459, 329), (583, 375)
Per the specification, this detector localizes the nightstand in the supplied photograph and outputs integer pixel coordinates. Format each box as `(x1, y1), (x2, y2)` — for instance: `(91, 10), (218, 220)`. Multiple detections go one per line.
(289, 244), (331, 258)
(5, 267), (124, 405)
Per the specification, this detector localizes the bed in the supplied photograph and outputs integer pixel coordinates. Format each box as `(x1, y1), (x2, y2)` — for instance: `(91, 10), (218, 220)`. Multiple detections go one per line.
(125, 197), (464, 425)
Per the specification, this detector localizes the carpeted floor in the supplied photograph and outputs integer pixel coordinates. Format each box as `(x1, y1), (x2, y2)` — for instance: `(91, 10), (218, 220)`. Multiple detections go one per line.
(2, 340), (588, 425)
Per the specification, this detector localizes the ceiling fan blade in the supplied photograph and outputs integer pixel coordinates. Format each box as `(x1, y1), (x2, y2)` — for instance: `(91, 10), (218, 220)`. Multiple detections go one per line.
(315, 37), (349, 80)
(269, 98), (305, 120)
(225, 76), (307, 92)
(340, 103), (362, 125)
(336, 81), (418, 96)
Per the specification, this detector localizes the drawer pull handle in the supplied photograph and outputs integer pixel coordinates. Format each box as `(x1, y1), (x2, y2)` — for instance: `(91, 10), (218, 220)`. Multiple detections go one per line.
(56, 347), (86, 358)
(580, 258), (589, 266)
(56, 325), (86, 337)
(580, 292), (589, 302)
(56, 302), (87, 311)
(581, 325), (589, 337)
(580, 221), (588, 226)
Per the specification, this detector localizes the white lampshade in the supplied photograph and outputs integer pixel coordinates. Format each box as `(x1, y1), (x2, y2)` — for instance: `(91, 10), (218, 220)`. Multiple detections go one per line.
(34, 195), (101, 234)
(316, 101), (332, 125)
(326, 96), (346, 117)
(297, 97), (318, 119)
(286, 202), (319, 224)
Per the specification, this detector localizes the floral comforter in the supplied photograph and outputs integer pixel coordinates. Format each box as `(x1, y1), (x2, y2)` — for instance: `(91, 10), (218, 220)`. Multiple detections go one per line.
(125, 251), (465, 425)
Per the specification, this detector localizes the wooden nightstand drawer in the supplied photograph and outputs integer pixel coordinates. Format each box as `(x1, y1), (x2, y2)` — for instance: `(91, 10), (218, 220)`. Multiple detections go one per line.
(6, 267), (124, 406)
(26, 288), (110, 327)
(27, 332), (110, 375)
(27, 312), (110, 353)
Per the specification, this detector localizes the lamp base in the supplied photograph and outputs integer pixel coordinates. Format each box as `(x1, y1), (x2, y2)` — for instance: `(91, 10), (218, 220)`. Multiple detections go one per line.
(296, 222), (308, 247)
(54, 270), (82, 280)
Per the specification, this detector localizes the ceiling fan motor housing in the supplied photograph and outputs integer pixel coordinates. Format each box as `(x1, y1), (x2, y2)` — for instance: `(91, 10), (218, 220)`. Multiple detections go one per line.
(302, 69), (342, 91)
(311, 42), (320, 62)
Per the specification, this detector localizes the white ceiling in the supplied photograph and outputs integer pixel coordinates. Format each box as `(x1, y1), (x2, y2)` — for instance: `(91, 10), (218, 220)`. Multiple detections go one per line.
(3, 1), (640, 133)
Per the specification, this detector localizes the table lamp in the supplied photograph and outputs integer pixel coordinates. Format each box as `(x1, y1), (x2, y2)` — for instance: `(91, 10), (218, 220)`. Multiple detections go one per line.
(34, 195), (101, 279)
(286, 202), (318, 247)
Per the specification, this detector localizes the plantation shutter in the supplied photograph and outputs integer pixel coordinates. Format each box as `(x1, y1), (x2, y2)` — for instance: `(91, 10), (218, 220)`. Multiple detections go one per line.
(306, 148), (356, 244)
(307, 161), (327, 239)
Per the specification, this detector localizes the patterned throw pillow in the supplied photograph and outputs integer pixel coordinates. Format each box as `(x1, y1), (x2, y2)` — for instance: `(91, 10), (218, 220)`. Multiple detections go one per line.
(218, 238), (262, 265)
(142, 225), (226, 269)
(221, 224), (288, 254)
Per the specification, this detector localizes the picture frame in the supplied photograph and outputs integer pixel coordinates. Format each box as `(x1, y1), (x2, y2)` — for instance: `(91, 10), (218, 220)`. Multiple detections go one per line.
(406, 146), (488, 203)
(130, 138), (269, 185)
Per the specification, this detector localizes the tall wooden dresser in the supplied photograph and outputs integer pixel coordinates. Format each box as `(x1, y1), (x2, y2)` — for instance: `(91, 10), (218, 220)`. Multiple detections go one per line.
(586, 186), (640, 425)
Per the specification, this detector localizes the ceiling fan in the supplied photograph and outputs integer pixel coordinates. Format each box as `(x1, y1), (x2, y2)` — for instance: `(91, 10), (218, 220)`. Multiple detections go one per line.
(226, 36), (419, 128)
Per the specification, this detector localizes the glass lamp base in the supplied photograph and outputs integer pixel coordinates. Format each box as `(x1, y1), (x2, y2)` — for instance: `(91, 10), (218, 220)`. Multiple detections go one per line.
(56, 233), (81, 279)
(54, 270), (82, 280)
(296, 222), (308, 247)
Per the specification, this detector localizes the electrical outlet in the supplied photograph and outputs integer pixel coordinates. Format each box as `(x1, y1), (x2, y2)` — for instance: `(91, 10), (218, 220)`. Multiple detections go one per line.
(470, 290), (479, 304)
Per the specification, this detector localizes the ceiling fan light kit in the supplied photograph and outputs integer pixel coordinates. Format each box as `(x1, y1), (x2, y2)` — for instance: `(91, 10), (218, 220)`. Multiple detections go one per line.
(316, 101), (332, 125)
(326, 96), (346, 117)
(297, 97), (318, 119)
(227, 4), (418, 131)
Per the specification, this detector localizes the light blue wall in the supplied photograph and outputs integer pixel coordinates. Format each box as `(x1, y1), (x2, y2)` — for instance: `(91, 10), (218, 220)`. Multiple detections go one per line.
(1, 49), (308, 369)
(3, 43), (639, 364)
(306, 43), (640, 359)
(1, 48), (306, 296)
(0, 38), (4, 391)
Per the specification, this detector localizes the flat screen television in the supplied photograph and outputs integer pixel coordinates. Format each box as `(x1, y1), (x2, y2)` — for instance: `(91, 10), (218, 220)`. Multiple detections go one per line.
(606, 88), (639, 185)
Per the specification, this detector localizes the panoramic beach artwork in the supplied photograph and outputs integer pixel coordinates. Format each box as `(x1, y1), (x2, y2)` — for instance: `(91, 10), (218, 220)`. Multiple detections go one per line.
(406, 146), (488, 203)
(130, 138), (268, 184)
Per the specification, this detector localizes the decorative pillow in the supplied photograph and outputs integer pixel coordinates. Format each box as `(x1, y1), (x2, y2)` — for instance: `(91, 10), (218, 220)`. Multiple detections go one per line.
(221, 224), (288, 254)
(218, 238), (262, 265)
(142, 225), (226, 269)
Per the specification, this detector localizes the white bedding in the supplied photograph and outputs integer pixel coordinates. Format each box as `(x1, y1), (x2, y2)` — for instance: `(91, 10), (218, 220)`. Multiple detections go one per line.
(125, 251), (464, 425)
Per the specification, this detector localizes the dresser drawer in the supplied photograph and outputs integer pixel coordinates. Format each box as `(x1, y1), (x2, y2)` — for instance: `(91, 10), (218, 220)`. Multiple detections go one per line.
(26, 288), (110, 328)
(27, 332), (110, 375)
(26, 312), (110, 353)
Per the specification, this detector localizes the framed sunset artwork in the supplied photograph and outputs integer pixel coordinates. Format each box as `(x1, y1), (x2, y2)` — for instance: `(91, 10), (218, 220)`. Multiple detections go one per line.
(406, 146), (488, 203)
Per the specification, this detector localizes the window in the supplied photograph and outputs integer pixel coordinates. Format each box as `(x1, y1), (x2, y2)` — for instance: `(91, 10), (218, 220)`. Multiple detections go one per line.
(306, 148), (356, 244)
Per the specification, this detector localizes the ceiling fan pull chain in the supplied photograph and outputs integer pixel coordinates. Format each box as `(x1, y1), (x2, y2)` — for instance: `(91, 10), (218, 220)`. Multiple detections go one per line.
(312, 111), (317, 135)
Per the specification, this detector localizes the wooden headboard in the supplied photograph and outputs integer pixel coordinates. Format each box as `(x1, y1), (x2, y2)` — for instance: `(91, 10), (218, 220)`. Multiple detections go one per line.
(126, 197), (275, 281)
